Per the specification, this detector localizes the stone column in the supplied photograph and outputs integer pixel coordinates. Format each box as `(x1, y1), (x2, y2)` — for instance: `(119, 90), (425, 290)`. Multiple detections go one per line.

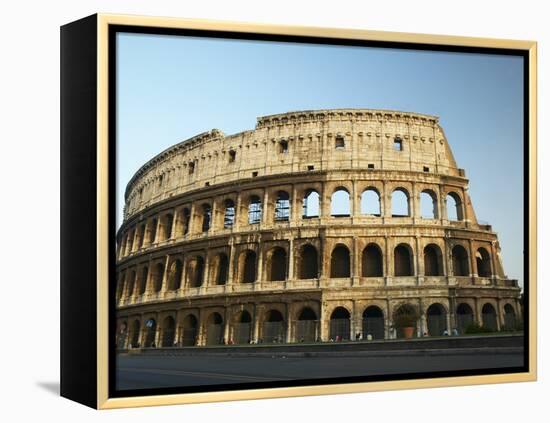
(160, 255), (170, 295)
(253, 304), (262, 343)
(224, 308), (231, 344)
(256, 246), (263, 285)
(234, 192), (242, 231)
(290, 184), (298, 225)
(352, 236), (359, 285)
(287, 237), (294, 282)
(351, 179), (357, 219)
(415, 236), (422, 285)
(154, 218), (162, 244)
(439, 185), (447, 223)
(385, 236), (392, 284)
(202, 254), (210, 290)
(490, 241), (498, 280)
(169, 209), (177, 239)
(411, 182), (418, 220)
(262, 189), (269, 227)
(285, 305), (292, 343)
(469, 239), (478, 277)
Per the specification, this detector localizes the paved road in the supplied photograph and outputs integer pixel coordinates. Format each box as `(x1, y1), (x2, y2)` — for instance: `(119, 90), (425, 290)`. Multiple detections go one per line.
(116, 349), (524, 390)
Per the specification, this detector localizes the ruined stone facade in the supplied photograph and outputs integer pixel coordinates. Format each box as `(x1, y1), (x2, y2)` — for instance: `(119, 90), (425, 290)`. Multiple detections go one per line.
(115, 108), (521, 349)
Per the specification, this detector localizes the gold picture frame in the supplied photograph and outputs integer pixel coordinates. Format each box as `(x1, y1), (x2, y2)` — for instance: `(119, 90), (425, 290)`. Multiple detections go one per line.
(60, 13), (537, 409)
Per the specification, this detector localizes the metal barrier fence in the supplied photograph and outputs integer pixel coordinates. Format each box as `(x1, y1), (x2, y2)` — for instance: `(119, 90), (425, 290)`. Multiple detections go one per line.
(329, 318), (350, 341)
(294, 320), (318, 342)
(262, 321), (285, 343)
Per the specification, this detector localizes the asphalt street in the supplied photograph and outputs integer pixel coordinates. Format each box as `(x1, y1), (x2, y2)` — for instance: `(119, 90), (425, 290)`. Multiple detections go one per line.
(116, 349), (523, 390)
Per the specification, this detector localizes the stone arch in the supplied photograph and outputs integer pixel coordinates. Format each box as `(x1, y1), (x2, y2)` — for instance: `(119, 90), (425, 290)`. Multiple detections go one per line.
(186, 256), (204, 288)
(135, 224), (146, 249)
(456, 303), (474, 334)
(267, 247), (287, 281)
(126, 269), (136, 298)
(201, 203), (212, 232)
(298, 244), (319, 279)
(212, 252), (229, 285)
(362, 243), (383, 277)
(446, 192), (464, 221)
(274, 191), (291, 221)
(391, 188), (410, 217)
(262, 309), (286, 343)
(295, 307), (318, 343)
(205, 312), (224, 345)
(161, 316), (176, 347)
(482, 303), (498, 331)
(331, 187), (350, 217)
(152, 262), (164, 292)
(248, 195), (262, 224)
(129, 319), (141, 348)
(424, 244), (443, 276)
(503, 303), (518, 330)
(239, 249), (257, 283)
(476, 247), (492, 277)
(362, 306), (385, 339)
(330, 307), (351, 341)
(393, 304), (418, 338)
(394, 243), (414, 276)
(223, 199), (235, 228)
(233, 310), (252, 344)
(330, 244), (351, 278)
(181, 313), (198, 346)
(360, 188), (381, 216)
(143, 318), (157, 347)
(167, 259), (183, 291)
(426, 303), (448, 336)
(160, 213), (173, 241)
(452, 245), (470, 276)
(420, 189), (438, 219)
(302, 189), (320, 218)
(138, 266), (148, 295)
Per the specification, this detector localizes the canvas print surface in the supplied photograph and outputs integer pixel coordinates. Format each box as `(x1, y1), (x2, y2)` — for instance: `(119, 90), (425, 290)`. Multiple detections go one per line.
(113, 31), (525, 394)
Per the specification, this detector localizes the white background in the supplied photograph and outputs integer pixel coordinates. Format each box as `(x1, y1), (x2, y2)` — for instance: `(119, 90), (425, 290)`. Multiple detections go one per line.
(0, 0), (546, 421)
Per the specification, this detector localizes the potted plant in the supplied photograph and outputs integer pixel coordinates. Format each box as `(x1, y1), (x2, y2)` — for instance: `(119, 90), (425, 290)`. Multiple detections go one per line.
(393, 309), (419, 339)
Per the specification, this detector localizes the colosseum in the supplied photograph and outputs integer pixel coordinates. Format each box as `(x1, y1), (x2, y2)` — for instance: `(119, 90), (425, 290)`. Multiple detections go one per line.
(115, 108), (522, 349)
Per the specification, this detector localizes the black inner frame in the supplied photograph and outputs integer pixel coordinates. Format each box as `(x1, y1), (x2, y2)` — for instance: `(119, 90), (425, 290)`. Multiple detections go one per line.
(108, 24), (530, 399)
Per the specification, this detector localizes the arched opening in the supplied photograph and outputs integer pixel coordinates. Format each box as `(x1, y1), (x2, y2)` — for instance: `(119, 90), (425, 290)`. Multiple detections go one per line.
(167, 260), (183, 291)
(279, 139), (289, 153)
(241, 250), (257, 283)
(181, 208), (191, 235)
(206, 312), (224, 345)
(223, 199), (235, 228)
(456, 303), (474, 334)
(503, 304), (517, 330)
(420, 190), (438, 219)
(144, 318), (157, 347)
(130, 319), (140, 348)
(161, 214), (173, 241)
(268, 247), (287, 281)
(126, 270), (136, 298)
(228, 149), (236, 162)
(426, 303), (447, 336)
(117, 322), (128, 349)
(181, 314), (198, 346)
(299, 244), (318, 279)
(138, 266), (148, 295)
(331, 245), (351, 278)
(331, 188), (350, 217)
(262, 310), (285, 343)
(116, 273), (125, 302)
(153, 263), (164, 292)
(424, 244), (443, 276)
(295, 307), (318, 342)
(362, 306), (385, 340)
(136, 224), (146, 249)
(452, 245), (470, 276)
(446, 192), (464, 221)
(126, 230), (134, 254)
(362, 244), (383, 277)
(248, 195), (262, 224)
(393, 304), (418, 338)
(234, 311), (252, 344)
(482, 303), (498, 331)
(274, 191), (290, 221)
(149, 218), (158, 244)
(302, 190), (320, 218)
(330, 307), (350, 341)
(391, 189), (410, 217)
(186, 256), (204, 288)
(161, 316), (176, 347)
(215, 253), (229, 285)
(201, 204), (212, 232)
(360, 188), (381, 216)
(394, 244), (413, 276)
(476, 248), (492, 277)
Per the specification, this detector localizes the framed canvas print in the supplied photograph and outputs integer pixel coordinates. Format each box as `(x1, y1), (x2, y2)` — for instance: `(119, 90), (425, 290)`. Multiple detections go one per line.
(60, 13), (537, 409)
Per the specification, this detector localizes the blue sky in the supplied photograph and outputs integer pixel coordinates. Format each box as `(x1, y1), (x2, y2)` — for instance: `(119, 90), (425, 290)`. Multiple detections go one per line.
(116, 33), (524, 286)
